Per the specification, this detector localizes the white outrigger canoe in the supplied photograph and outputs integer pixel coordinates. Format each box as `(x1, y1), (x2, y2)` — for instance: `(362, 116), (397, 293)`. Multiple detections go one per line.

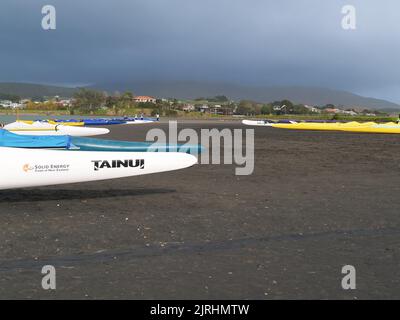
(242, 120), (274, 126)
(242, 119), (297, 126)
(124, 118), (158, 124)
(0, 147), (197, 190)
(4, 121), (110, 136)
(0, 129), (200, 190)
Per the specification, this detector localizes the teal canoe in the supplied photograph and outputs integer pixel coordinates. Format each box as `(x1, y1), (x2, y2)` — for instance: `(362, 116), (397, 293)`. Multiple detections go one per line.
(0, 129), (204, 154)
(70, 137), (204, 154)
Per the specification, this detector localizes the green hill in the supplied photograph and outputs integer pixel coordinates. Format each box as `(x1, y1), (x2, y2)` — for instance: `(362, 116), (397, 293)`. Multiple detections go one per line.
(0, 83), (79, 99)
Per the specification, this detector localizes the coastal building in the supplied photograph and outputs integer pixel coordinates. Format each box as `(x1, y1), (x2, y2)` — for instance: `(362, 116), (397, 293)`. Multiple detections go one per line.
(211, 104), (222, 114)
(324, 108), (341, 114)
(133, 96), (156, 103)
(324, 108), (358, 115)
(60, 99), (73, 107)
(182, 104), (195, 112)
(0, 100), (23, 108)
(273, 105), (288, 112)
(0, 100), (12, 107)
(304, 105), (321, 113)
(197, 105), (209, 113)
(342, 110), (358, 116)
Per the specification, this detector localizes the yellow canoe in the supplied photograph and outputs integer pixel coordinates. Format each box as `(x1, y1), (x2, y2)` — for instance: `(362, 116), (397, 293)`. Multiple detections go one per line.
(47, 120), (85, 126)
(18, 120), (85, 127)
(343, 123), (400, 134)
(272, 121), (375, 131)
(272, 121), (400, 133)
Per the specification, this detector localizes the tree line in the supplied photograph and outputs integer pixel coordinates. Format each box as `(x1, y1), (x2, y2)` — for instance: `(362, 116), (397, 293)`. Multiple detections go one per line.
(236, 99), (312, 115)
(0, 93), (21, 102)
(17, 88), (386, 116)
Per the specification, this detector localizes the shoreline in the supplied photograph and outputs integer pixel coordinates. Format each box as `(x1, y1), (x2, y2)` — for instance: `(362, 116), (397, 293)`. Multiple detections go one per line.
(0, 110), (396, 122)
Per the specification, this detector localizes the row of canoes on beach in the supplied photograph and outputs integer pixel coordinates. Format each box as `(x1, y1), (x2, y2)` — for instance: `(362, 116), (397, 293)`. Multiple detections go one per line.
(242, 120), (400, 134)
(0, 119), (201, 190)
(2, 117), (158, 136)
(3, 117), (400, 191)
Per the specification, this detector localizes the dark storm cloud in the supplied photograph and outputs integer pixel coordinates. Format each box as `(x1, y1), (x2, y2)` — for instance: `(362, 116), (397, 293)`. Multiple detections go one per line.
(0, 0), (399, 101)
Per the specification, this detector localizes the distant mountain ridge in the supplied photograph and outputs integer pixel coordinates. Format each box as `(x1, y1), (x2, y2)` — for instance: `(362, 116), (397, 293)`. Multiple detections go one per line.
(94, 81), (400, 110)
(1, 81), (399, 110)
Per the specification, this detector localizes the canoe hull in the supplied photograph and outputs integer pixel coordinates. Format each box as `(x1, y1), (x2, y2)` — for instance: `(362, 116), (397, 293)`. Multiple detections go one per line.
(343, 125), (400, 134)
(0, 147), (197, 190)
(124, 120), (156, 124)
(242, 119), (296, 126)
(4, 122), (110, 136)
(242, 120), (273, 126)
(272, 122), (376, 131)
(8, 127), (110, 137)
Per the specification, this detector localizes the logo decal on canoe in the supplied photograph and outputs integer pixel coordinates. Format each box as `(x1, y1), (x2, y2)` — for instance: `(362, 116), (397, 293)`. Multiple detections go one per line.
(92, 159), (145, 171)
(23, 164), (33, 172)
(23, 163), (70, 173)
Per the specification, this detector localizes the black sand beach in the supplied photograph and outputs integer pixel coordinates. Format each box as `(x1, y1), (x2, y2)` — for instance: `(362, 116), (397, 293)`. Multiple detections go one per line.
(1, 120), (400, 299)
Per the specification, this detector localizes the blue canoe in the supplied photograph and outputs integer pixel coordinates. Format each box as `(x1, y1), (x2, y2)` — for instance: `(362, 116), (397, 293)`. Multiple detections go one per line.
(263, 119), (343, 124)
(0, 129), (73, 148)
(53, 119), (127, 125)
(111, 117), (158, 122)
(0, 129), (203, 154)
(82, 119), (127, 125)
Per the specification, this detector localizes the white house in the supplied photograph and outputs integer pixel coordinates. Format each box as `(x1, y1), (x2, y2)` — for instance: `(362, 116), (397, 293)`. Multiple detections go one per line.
(182, 104), (195, 112)
(211, 104), (222, 114)
(0, 100), (12, 107)
(197, 105), (209, 113)
(0, 100), (23, 108)
(304, 105), (321, 113)
(58, 99), (72, 107)
(342, 110), (358, 116)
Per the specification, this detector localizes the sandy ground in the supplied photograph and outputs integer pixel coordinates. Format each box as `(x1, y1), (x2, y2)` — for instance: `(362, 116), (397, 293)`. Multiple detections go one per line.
(1, 120), (400, 299)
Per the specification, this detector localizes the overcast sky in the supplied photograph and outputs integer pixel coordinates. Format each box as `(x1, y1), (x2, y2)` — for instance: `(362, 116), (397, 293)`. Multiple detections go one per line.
(1, 0), (399, 102)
